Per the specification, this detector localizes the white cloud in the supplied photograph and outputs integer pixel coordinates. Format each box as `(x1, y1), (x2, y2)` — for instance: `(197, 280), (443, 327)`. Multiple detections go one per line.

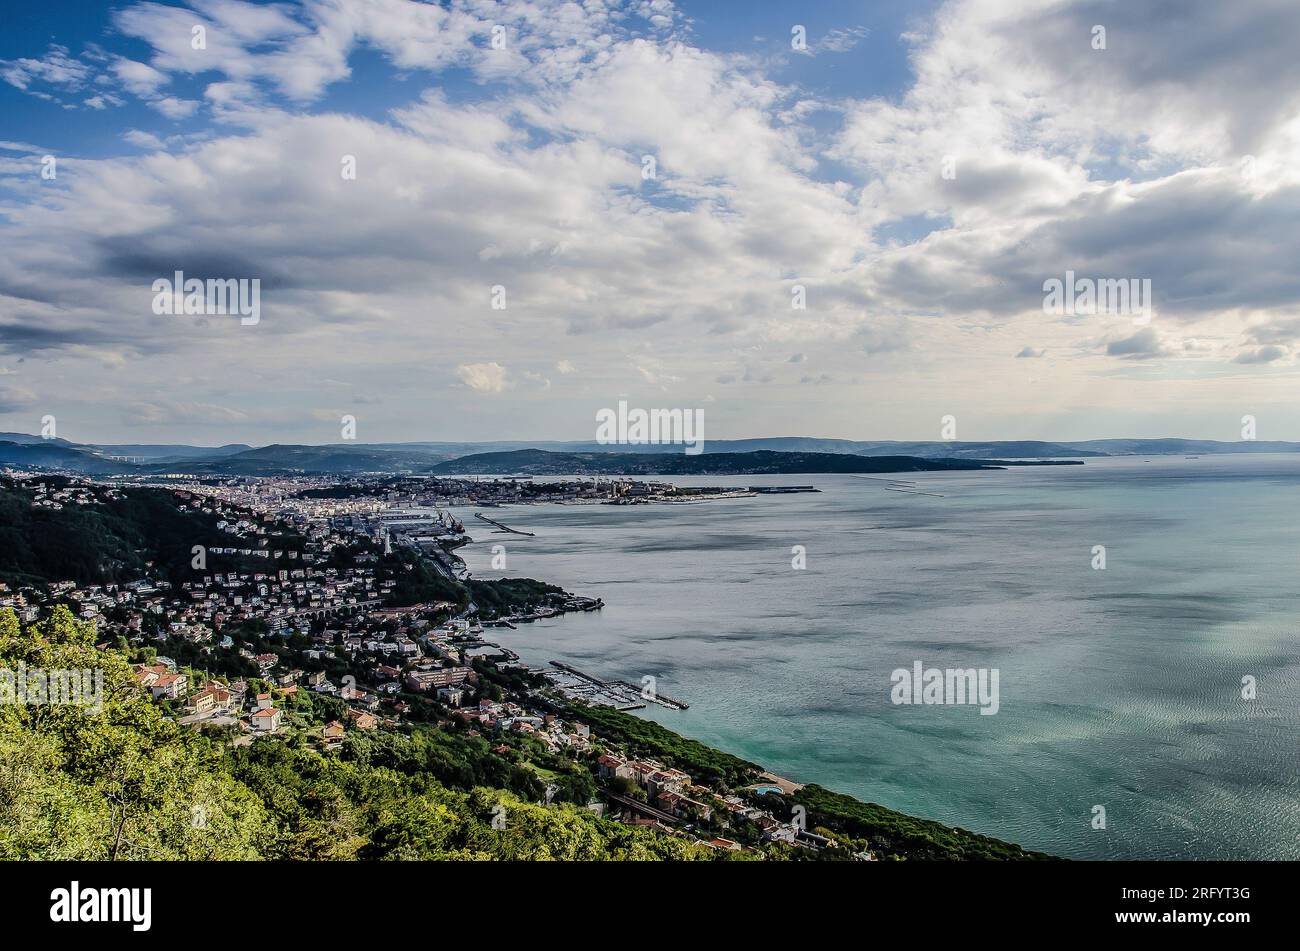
(150, 96), (200, 119)
(123, 129), (166, 150)
(110, 57), (169, 97)
(457, 362), (508, 393)
(3, 0), (1300, 442)
(1, 45), (90, 91)
(818, 27), (869, 55)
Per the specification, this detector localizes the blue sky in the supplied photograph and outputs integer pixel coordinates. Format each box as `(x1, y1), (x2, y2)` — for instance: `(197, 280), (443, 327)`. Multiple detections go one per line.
(2, 0), (1300, 445)
(1, 1), (932, 161)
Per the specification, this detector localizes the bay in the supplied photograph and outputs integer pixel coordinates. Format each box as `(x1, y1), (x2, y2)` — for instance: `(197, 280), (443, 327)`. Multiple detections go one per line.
(452, 454), (1300, 859)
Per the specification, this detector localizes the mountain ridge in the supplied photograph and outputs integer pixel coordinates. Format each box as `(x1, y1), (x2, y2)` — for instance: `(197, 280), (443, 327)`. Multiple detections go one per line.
(3, 433), (1298, 477)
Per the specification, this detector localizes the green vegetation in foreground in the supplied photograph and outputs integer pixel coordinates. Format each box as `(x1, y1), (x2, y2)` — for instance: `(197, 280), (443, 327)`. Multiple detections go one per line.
(0, 607), (714, 860)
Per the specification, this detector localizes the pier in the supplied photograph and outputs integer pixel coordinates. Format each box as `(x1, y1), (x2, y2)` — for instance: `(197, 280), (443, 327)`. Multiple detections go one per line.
(548, 661), (690, 710)
(613, 680), (690, 710)
(474, 512), (535, 536)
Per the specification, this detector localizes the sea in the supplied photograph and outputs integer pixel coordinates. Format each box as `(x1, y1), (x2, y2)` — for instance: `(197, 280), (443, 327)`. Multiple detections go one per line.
(451, 454), (1300, 860)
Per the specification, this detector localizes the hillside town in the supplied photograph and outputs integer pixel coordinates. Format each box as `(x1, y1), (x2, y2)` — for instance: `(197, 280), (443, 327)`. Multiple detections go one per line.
(0, 470), (857, 858)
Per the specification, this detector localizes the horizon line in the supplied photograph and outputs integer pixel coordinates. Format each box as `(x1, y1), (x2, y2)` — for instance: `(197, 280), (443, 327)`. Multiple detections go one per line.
(2, 431), (1287, 450)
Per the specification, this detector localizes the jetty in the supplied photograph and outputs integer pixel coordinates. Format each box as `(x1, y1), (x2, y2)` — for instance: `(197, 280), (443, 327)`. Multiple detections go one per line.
(474, 512), (535, 536)
(884, 486), (946, 498)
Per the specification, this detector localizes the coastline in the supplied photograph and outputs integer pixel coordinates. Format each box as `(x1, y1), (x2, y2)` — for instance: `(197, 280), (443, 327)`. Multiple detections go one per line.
(456, 561), (1048, 859)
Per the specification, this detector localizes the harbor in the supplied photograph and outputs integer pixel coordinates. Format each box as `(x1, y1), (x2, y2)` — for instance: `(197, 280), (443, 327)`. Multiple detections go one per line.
(544, 661), (689, 710)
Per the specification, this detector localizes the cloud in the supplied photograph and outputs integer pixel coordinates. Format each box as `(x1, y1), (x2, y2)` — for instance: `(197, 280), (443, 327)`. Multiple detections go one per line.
(1233, 345), (1288, 364)
(819, 27), (869, 54)
(126, 401), (249, 425)
(123, 129), (166, 150)
(2, 0), (1300, 441)
(0, 384), (39, 413)
(150, 96), (200, 119)
(858, 320), (911, 357)
(106, 0), (682, 107)
(1244, 316), (1300, 346)
(0, 45), (90, 91)
(110, 57), (168, 97)
(456, 362), (508, 393)
(1106, 328), (1169, 360)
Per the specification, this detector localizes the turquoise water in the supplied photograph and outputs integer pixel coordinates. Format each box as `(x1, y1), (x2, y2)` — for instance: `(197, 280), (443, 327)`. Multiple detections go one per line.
(454, 455), (1300, 859)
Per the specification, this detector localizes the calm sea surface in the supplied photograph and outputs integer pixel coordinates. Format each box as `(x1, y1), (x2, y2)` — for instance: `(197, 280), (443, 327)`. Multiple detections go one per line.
(452, 455), (1300, 859)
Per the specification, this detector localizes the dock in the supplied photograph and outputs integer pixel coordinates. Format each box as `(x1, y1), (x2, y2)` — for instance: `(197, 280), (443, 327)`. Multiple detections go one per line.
(613, 680), (690, 710)
(548, 661), (690, 710)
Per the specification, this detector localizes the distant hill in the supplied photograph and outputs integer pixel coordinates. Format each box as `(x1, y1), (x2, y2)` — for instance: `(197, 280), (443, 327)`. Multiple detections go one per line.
(5, 430), (1300, 476)
(353, 438), (1106, 458)
(89, 442), (253, 461)
(0, 441), (135, 475)
(427, 448), (1016, 476)
(162, 443), (447, 475)
(0, 432), (77, 447)
(815, 439), (1107, 459)
(1059, 438), (1300, 455)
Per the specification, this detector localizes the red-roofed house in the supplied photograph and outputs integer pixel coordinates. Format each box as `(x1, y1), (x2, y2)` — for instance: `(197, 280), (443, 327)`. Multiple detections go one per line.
(250, 707), (282, 732)
(149, 672), (188, 700)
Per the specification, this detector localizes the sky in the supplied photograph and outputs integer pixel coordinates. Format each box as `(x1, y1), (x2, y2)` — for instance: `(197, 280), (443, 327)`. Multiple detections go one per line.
(3, 0), (1300, 446)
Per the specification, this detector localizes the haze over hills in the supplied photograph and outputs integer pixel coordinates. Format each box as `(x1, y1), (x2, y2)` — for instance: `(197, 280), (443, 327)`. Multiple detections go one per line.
(0, 441), (136, 475)
(424, 449), (1033, 476)
(83, 443), (254, 461)
(357, 438), (1109, 458)
(3, 433), (1299, 477)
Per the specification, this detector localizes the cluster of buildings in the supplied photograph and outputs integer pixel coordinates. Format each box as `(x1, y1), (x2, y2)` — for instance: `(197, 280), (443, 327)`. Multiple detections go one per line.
(1, 564), (389, 635)
(596, 753), (714, 820)
(2, 470), (864, 859)
(454, 698), (595, 755)
(130, 655), (390, 740)
(26, 480), (124, 510)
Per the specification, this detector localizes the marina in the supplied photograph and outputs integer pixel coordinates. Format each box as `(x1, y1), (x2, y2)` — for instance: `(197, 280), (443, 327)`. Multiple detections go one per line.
(545, 661), (689, 710)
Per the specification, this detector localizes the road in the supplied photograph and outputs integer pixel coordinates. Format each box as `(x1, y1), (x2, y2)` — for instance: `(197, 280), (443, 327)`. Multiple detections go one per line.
(600, 788), (680, 825)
